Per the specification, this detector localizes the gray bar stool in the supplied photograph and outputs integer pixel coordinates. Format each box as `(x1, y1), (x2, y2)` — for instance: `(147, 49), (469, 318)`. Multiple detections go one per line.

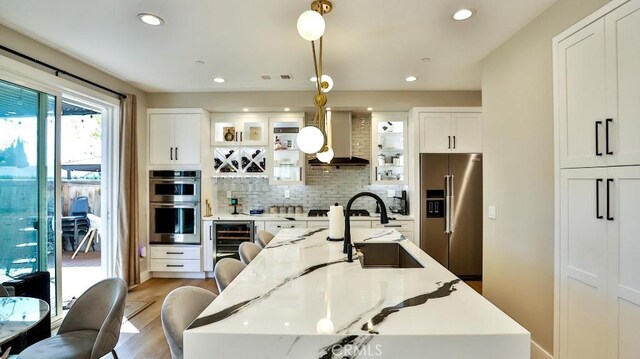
(239, 242), (262, 264)
(161, 286), (216, 359)
(213, 258), (246, 293)
(256, 230), (275, 248)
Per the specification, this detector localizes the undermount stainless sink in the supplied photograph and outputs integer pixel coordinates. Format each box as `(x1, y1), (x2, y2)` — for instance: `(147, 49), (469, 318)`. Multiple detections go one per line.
(354, 242), (424, 269)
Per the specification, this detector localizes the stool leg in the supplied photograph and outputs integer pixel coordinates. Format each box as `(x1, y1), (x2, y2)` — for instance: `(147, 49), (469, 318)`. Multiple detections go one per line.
(84, 229), (96, 253)
(111, 350), (119, 359)
(71, 230), (91, 259)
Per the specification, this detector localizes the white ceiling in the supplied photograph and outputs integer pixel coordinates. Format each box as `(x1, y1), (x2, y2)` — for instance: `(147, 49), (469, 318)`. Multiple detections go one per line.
(0, 0), (557, 93)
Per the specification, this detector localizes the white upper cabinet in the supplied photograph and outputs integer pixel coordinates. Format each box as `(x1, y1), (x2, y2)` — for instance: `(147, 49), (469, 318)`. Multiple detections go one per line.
(558, 1), (640, 169)
(557, 19), (608, 168)
(605, 1), (640, 167)
(211, 114), (268, 146)
(149, 110), (203, 166)
(419, 112), (482, 153)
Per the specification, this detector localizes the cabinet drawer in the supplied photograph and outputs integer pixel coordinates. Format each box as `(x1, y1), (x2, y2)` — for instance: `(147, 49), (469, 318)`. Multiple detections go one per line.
(150, 259), (201, 272)
(307, 221), (329, 228)
(150, 246), (201, 260)
(372, 220), (413, 230)
(265, 221), (305, 235)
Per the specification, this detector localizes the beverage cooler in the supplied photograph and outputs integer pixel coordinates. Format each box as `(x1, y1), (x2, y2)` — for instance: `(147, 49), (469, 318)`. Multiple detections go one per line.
(212, 221), (254, 263)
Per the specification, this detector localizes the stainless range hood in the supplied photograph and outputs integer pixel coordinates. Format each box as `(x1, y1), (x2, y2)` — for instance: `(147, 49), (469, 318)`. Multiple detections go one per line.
(308, 111), (370, 166)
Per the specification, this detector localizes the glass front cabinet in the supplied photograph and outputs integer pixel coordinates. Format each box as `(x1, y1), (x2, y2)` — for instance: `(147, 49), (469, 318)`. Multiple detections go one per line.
(268, 115), (305, 185)
(371, 112), (408, 185)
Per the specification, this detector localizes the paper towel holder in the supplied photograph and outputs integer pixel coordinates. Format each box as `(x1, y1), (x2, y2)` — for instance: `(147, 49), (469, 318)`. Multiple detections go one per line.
(327, 202), (344, 242)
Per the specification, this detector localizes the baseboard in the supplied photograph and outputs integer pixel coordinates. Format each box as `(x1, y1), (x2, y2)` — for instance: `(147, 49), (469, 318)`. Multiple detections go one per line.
(140, 270), (151, 283)
(531, 340), (553, 359)
(151, 271), (206, 279)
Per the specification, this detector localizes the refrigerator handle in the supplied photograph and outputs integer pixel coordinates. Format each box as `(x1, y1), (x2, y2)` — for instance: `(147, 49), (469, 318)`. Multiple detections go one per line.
(444, 175), (450, 234)
(450, 175), (455, 233)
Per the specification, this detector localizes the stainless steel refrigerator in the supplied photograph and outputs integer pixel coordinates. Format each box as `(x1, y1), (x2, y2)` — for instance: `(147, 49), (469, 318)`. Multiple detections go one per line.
(420, 153), (482, 279)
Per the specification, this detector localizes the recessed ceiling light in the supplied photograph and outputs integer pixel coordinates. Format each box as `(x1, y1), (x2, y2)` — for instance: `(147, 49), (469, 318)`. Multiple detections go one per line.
(405, 76), (418, 82)
(284, 108), (290, 112)
(195, 60), (205, 65)
(367, 107), (373, 111)
(453, 8), (475, 21)
(243, 108), (249, 112)
(213, 77), (225, 83)
(138, 13), (164, 26)
(421, 57), (431, 62)
(326, 107), (331, 111)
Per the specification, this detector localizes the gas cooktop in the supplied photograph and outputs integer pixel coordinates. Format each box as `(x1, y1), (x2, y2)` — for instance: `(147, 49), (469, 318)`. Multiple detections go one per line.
(307, 209), (370, 217)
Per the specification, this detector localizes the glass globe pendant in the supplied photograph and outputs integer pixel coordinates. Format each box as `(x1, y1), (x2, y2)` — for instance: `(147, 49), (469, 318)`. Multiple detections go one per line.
(296, 126), (324, 154)
(297, 10), (325, 41)
(316, 147), (334, 163)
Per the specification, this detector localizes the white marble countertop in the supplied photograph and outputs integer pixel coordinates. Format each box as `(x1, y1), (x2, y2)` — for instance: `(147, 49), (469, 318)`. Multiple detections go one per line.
(184, 228), (529, 359)
(203, 213), (415, 221)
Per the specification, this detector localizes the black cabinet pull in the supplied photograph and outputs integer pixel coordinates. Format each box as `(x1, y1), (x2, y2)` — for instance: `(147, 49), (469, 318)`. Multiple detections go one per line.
(175, 147), (179, 160)
(448, 136), (451, 149)
(453, 136), (456, 149)
(166, 264), (184, 268)
(240, 132), (243, 142)
(606, 178), (614, 221)
(170, 147), (173, 160)
(595, 121), (603, 156)
(166, 251), (184, 255)
(606, 119), (613, 155)
(596, 179), (603, 219)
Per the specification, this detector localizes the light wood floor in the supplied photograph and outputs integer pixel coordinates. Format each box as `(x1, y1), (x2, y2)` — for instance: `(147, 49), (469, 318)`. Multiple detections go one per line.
(110, 278), (480, 359)
(111, 278), (218, 359)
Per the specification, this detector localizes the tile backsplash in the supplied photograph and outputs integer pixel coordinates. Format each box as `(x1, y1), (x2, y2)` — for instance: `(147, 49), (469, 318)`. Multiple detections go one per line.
(212, 115), (405, 214)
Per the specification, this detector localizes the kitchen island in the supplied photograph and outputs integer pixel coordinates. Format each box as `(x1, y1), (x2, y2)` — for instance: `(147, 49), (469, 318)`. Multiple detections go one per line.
(184, 228), (529, 358)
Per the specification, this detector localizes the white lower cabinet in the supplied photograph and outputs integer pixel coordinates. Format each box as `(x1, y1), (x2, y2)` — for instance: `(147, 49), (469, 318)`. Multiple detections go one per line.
(149, 245), (202, 272)
(307, 221), (329, 229)
(202, 221), (214, 272)
(559, 166), (640, 358)
(265, 221), (306, 236)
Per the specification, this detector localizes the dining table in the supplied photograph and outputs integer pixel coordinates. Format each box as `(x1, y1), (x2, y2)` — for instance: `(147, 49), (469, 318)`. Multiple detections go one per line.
(0, 297), (50, 347)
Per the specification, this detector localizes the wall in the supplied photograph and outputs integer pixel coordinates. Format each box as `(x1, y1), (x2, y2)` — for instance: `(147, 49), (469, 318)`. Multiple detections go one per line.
(481, 0), (612, 356)
(0, 24), (150, 273)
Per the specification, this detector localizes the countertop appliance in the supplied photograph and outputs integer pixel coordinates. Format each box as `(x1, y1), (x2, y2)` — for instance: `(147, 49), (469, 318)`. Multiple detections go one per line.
(420, 153), (482, 279)
(149, 170), (201, 245)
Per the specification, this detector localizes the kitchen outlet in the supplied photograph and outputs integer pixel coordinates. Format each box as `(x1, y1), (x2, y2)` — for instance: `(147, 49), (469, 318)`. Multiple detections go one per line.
(284, 190), (290, 198)
(488, 205), (497, 220)
(227, 191), (232, 199)
(387, 190), (395, 198)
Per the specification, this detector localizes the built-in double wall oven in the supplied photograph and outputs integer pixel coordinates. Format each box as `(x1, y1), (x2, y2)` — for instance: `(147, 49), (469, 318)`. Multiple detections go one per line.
(149, 170), (201, 244)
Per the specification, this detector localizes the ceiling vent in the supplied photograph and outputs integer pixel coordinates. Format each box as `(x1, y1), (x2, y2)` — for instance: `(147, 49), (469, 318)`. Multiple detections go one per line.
(261, 75), (272, 80)
(280, 74), (293, 80)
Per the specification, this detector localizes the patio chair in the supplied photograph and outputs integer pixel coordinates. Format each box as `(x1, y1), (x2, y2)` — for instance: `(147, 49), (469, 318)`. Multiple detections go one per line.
(61, 196), (90, 251)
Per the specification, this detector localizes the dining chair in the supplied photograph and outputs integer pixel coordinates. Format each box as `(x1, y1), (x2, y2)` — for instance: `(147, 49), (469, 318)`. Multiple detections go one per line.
(161, 286), (217, 359)
(256, 230), (275, 248)
(239, 242), (262, 265)
(19, 277), (127, 359)
(213, 258), (246, 293)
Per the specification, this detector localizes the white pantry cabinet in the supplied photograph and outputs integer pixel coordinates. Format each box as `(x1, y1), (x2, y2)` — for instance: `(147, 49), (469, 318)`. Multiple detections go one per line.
(419, 112), (482, 153)
(557, 0), (640, 169)
(554, 1), (640, 358)
(149, 109), (205, 166)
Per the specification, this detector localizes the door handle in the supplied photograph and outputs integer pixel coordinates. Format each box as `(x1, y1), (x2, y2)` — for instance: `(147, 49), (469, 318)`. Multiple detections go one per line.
(453, 136), (456, 149)
(444, 175), (450, 234)
(450, 175), (455, 232)
(595, 121), (603, 156)
(170, 147), (173, 160)
(605, 119), (613, 155)
(595, 179), (603, 219)
(448, 136), (451, 149)
(606, 179), (614, 221)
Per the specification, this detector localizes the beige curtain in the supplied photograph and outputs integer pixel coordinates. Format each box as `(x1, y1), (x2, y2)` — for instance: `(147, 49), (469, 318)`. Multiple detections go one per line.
(116, 94), (140, 286)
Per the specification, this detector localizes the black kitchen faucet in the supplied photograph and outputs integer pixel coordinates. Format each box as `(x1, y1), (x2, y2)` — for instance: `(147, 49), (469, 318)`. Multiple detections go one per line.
(344, 192), (389, 262)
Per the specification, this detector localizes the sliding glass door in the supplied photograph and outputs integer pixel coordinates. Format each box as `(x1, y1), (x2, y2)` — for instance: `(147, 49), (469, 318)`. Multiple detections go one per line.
(0, 79), (58, 315)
